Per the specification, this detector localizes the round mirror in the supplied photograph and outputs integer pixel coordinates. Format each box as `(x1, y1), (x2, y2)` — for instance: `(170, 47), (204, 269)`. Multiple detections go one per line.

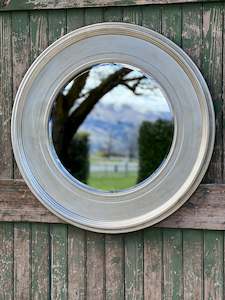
(50, 63), (174, 192)
(11, 23), (215, 233)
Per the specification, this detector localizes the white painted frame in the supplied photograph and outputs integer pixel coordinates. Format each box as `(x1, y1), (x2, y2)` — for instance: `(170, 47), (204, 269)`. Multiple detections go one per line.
(11, 23), (215, 233)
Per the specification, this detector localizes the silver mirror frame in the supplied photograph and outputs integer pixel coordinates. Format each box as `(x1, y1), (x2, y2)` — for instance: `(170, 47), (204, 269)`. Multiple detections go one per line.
(11, 23), (215, 233)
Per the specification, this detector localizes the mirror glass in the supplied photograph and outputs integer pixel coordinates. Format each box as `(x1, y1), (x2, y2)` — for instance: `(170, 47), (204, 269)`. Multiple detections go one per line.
(50, 63), (174, 192)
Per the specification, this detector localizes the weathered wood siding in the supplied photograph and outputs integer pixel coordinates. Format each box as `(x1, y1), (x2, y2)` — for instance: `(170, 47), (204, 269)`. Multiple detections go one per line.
(0, 0), (223, 11)
(0, 2), (225, 299)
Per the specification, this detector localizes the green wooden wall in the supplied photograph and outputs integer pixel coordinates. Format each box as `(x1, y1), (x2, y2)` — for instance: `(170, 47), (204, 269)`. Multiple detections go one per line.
(0, 2), (225, 299)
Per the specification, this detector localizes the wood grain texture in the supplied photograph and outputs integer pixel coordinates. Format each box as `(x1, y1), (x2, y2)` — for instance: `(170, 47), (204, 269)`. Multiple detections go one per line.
(68, 226), (86, 300)
(12, 11), (30, 179)
(104, 6), (123, 22)
(105, 235), (124, 300)
(125, 231), (144, 299)
(0, 223), (13, 300)
(86, 232), (105, 300)
(48, 10), (66, 45)
(0, 13), (13, 179)
(182, 3), (202, 68)
(30, 10), (48, 62)
(84, 7), (104, 25)
(0, 0), (222, 11)
(0, 15), (14, 294)
(183, 230), (203, 300)
(14, 223), (31, 300)
(31, 223), (50, 300)
(162, 4), (182, 45)
(156, 183), (225, 230)
(204, 231), (224, 299)
(142, 5), (161, 32)
(144, 228), (162, 300)
(202, 3), (223, 184)
(2, 180), (225, 230)
(223, 3), (225, 184)
(67, 8), (85, 31)
(123, 5), (142, 24)
(50, 224), (68, 300)
(163, 229), (183, 299)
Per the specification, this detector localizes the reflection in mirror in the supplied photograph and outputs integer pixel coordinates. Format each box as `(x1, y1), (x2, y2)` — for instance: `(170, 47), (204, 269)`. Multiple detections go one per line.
(50, 63), (174, 192)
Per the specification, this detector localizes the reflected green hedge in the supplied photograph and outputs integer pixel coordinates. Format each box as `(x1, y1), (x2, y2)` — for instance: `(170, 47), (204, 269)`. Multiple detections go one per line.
(137, 120), (173, 183)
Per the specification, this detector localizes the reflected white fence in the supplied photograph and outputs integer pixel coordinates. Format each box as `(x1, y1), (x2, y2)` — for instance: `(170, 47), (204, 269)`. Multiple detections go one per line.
(90, 160), (138, 173)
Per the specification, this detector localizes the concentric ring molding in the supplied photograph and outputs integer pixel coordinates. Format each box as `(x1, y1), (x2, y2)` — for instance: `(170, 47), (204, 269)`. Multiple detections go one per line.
(11, 23), (215, 233)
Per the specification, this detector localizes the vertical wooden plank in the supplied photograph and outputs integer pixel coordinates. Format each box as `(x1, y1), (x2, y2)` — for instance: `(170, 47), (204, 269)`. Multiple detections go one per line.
(14, 223), (31, 300)
(31, 223), (50, 300)
(202, 3), (223, 183)
(123, 6), (142, 25)
(0, 12), (13, 179)
(0, 222), (13, 300)
(12, 11), (30, 179)
(84, 7), (104, 25)
(144, 228), (162, 300)
(50, 224), (68, 300)
(68, 226), (86, 300)
(67, 8), (84, 32)
(12, 11), (30, 98)
(0, 12), (14, 300)
(125, 231), (144, 300)
(223, 2), (225, 184)
(29, 13), (50, 300)
(162, 5), (182, 45)
(204, 230), (223, 299)
(182, 3), (202, 67)
(142, 5), (161, 32)
(104, 6), (123, 22)
(183, 230), (203, 300)
(163, 229), (183, 300)
(86, 232), (105, 300)
(48, 10), (66, 45)
(48, 10), (67, 300)
(12, 13), (31, 297)
(105, 234), (124, 300)
(30, 11), (48, 63)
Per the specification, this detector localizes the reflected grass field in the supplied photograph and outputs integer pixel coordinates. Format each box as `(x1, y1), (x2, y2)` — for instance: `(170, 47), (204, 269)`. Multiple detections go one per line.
(88, 171), (138, 191)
